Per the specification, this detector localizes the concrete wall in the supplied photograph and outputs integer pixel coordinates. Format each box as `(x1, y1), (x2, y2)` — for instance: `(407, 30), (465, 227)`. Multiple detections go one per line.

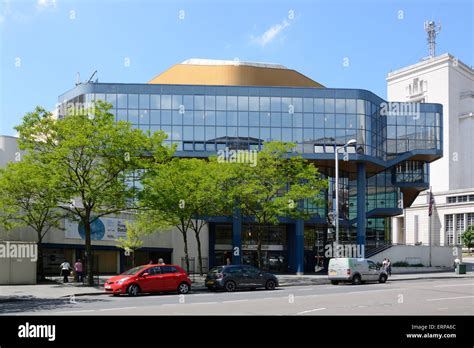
(0, 242), (37, 285)
(370, 245), (461, 267)
(0, 214), (210, 273)
(0, 135), (24, 167)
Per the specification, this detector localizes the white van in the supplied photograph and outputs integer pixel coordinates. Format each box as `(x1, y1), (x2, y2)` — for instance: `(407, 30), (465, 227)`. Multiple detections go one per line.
(328, 258), (388, 285)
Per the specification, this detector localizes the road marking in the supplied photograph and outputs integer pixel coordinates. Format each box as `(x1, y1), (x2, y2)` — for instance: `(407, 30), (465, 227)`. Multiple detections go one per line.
(433, 283), (474, 288)
(336, 288), (404, 296)
(297, 307), (326, 315)
(297, 288), (315, 291)
(189, 302), (218, 305)
(426, 295), (474, 302)
(52, 309), (95, 314)
(222, 299), (249, 304)
(99, 307), (137, 311)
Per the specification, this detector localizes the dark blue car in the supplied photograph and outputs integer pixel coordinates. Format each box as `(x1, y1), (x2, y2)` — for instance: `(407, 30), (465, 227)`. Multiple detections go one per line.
(205, 265), (279, 292)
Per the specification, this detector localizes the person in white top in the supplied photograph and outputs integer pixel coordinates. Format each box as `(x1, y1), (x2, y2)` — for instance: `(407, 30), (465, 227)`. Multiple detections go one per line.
(382, 258), (388, 271)
(60, 260), (71, 283)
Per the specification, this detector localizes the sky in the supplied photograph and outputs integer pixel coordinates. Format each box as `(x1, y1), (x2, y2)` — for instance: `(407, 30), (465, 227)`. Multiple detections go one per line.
(0, 0), (472, 136)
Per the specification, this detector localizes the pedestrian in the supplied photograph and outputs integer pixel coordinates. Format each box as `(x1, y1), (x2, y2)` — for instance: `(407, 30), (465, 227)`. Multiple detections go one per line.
(158, 258), (165, 265)
(74, 259), (84, 283)
(386, 258), (392, 276)
(382, 258), (388, 270)
(60, 259), (71, 283)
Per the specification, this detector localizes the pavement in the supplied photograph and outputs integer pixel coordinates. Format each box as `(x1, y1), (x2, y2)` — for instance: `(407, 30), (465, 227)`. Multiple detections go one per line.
(0, 270), (473, 302)
(1, 277), (473, 315)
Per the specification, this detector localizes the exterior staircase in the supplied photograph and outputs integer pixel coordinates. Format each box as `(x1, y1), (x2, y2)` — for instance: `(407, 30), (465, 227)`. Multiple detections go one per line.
(365, 243), (393, 258)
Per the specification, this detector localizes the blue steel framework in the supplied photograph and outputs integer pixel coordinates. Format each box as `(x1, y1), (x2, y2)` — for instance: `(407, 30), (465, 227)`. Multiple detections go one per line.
(58, 83), (443, 274)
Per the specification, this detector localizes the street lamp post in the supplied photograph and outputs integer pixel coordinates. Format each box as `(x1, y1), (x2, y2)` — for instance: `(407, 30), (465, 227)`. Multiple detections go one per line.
(334, 139), (357, 258)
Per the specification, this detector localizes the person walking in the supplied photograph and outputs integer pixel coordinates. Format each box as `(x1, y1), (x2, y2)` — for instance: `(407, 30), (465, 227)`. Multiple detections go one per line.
(74, 259), (84, 283)
(386, 258), (392, 276)
(382, 258), (388, 271)
(60, 260), (71, 283)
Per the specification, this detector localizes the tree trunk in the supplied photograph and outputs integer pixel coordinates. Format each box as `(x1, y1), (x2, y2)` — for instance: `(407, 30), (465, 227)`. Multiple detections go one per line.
(85, 219), (94, 286)
(132, 250), (135, 268)
(36, 241), (45, 282)
(182, 228), (190, 273)
(195, 231), (203, 276)
(256, 225), (262, 269)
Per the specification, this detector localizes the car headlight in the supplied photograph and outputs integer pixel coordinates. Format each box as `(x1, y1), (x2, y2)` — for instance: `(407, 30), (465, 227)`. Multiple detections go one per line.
(117, 278), (130, 284)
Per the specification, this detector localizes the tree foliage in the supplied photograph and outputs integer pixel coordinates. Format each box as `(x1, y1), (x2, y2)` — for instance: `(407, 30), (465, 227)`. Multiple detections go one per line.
(0, 154), (64, 280)
(15, 102), (172, 285)
(222, 141), (328, 268)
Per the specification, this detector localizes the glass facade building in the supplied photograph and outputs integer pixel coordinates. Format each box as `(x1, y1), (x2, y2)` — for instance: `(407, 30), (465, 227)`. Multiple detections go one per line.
(58, 61), (442, 273)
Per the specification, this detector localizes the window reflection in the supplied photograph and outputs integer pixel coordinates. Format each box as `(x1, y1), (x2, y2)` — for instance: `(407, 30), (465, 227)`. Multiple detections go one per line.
(128, 109), (139, 124)
(139, 95), (149, 109)
(161, 95), (172, 109)
(117, 94), (127, 108)
(128, 94), (139, 109)
(150, 95), (160, 109)
(85, 89), (440, 159)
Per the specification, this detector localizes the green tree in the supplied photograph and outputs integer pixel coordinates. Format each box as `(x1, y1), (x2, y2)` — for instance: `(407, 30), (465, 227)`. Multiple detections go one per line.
(462, 225), (474, 254)
(116, 221), (144, 268)
(140, 158), (228, 274)
(225, 141), (328, 268)
(0, 155), (64, 281)
(187, 159), (232, 275)
(15, 103), (172, 285)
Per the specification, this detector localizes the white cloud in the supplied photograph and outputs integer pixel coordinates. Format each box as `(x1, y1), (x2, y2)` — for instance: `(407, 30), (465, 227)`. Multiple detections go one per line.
(0, 0), (12, 24)
(37, 0), (57, 10)
(250, 19), (291, 47)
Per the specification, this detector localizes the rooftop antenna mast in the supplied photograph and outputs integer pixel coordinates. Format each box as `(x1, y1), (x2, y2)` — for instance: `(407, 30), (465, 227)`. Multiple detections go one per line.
(424, 20), (441, 58)
(87, 70), (98, 83)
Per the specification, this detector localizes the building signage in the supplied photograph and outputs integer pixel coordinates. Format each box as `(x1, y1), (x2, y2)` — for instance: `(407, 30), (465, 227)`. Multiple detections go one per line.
(65, 217), (130, 241)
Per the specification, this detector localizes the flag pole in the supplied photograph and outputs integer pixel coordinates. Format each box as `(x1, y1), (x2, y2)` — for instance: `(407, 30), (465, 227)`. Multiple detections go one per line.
(429, 186), (432, 267)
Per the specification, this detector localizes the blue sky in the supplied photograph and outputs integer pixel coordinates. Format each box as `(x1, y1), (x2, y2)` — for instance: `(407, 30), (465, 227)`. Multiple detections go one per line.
(1, 0), (472, 136)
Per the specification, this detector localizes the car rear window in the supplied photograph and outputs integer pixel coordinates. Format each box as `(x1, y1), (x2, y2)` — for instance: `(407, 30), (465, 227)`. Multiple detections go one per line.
(209, 266), (224, 274)
(227, 267), (243, 274)
(161, 266), (178, 274)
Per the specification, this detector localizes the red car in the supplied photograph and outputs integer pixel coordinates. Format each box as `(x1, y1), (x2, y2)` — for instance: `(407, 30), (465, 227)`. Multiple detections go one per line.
(104, 264), (191, 296)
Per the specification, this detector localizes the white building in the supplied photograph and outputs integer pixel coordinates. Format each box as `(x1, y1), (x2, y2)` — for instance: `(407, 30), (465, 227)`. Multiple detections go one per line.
(387, 53), (474, 250)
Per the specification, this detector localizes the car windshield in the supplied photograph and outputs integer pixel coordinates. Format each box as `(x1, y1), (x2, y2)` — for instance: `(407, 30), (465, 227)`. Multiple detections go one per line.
(121, 265), (147, 275)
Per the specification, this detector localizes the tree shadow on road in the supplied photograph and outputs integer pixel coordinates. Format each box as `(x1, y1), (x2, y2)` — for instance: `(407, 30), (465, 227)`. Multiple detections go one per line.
(0, 295), (107, 314)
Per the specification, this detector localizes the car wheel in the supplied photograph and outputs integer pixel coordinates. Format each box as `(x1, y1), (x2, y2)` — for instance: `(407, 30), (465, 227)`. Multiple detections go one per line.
(379, 274), (387, 283)
(224, 280), (236, 292)
(127, 284), (140, 296)
(177, 282), (190, 294)
(265, 279), (276, 290)
(352, 274), (362, 285)
(331, 280), (339, 285)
